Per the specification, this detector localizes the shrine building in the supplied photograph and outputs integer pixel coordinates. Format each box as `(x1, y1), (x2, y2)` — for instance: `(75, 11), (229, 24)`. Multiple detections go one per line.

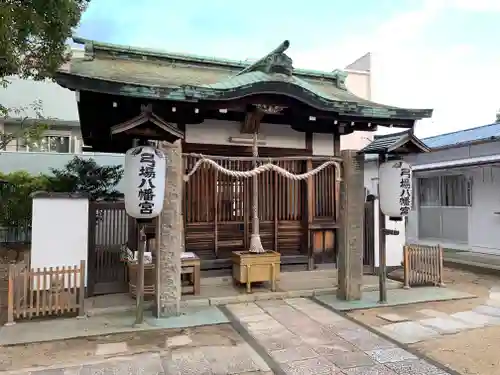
(55, 37), (432, 307)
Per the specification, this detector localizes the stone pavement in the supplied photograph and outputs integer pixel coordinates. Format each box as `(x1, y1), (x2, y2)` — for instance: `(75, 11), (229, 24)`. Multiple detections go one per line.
(375, 286), (500, 344)
(226, 298), (453, 374)
(3, 331), (272, 375)
(3, 298), (457, 375)
(4, 350), (272, 375)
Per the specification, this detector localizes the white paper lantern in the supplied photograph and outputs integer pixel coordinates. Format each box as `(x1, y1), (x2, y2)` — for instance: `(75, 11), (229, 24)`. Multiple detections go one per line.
(379, 160), (412, 219)
(123, 145), (166, 219)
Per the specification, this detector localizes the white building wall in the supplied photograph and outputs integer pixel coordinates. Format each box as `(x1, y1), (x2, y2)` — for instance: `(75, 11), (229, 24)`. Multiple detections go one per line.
(468, 166), (500, 254)
(410, 165), (500, 255)
(30, 195), (89, 288)
(375, 139), (500, 256)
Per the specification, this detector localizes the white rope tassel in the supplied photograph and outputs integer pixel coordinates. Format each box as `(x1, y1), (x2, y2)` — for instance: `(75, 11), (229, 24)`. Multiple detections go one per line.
(249, 132), (265, 254)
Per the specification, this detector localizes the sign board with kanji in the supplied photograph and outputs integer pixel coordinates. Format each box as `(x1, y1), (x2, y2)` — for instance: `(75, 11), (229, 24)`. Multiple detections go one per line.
(123, 145), (166, 219)
(379, 160), (413, 219)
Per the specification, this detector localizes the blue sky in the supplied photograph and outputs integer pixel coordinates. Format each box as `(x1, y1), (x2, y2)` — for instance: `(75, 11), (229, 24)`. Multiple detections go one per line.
(76, 0), (500, 138)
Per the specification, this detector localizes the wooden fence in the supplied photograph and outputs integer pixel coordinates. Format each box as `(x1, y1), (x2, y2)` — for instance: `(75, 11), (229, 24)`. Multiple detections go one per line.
(403, 244), (445, 288)
(6, 260), (85, 324)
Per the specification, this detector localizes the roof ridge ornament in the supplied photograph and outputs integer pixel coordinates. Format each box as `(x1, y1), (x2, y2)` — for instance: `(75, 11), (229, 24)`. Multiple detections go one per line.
(236, 40), (294, 76)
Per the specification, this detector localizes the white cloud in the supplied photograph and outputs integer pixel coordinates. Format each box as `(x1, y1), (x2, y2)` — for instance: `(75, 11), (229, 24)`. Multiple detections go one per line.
(292, 0), (499, 139)
(446, 0), (500, 12)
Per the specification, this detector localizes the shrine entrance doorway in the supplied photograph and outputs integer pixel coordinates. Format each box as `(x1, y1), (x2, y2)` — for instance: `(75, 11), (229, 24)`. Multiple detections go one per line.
(182, 143), (339, 271)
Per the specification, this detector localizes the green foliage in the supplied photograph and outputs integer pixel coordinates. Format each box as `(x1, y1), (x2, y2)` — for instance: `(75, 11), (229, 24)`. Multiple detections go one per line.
(47, 156), (124, 201)
(0, 0), (90, 82)
(0, 0), (89, 149)
(0, 157), (123, 228)
(0, 171), (50, 228)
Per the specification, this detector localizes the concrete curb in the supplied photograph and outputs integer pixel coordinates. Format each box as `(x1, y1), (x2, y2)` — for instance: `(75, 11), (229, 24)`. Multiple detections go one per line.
(85, 282), (402, 316)
(444, 258), (500, 274)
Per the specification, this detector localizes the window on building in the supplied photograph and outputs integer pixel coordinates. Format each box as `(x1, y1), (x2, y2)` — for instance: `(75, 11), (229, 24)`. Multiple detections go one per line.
(19, 135), (73, 153)
(418, 175), (471, 207)
(418, 176), (440, 206)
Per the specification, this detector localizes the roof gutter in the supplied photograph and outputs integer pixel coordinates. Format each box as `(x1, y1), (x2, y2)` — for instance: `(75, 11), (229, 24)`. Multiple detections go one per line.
(413, 154), (500, 172)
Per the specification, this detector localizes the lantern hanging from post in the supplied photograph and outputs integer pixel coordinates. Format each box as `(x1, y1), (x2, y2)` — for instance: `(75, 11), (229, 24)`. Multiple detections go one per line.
(378, 160), (412, 220)
(124, 145), (166, 220)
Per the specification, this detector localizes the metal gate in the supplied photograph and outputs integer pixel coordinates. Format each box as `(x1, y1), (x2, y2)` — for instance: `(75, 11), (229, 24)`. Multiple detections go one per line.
(87, 201), (129, 296)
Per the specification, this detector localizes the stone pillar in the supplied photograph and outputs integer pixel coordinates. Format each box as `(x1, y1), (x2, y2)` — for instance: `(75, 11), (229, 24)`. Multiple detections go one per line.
(337, 150), (364, 301)
(158, 140), (183, 316)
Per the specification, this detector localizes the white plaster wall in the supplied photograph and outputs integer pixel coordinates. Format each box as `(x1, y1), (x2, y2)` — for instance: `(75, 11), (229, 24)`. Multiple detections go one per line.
(186, 120), (306, 149)
(185, 120), (364, 155)
(31, 197), (89, 288)
(312, 133), (334, 156)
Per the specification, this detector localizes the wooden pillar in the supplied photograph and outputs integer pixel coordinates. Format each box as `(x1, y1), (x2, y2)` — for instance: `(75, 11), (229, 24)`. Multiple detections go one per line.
(333, 132), (341, 157)
(304, 133), (314, 270)
(158, 140), (183, 316)
(305, 158), (314, 270)
(337, 150), (364, 301)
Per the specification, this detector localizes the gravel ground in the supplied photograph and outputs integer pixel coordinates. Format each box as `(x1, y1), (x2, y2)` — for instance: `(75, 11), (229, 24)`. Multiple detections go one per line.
(348, 267), (500, 375)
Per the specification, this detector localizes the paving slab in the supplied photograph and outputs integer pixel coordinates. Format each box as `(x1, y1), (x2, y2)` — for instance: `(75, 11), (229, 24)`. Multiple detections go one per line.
(418, 317), (470, 334)
(166, 334), (193, 347)
(473, 304), (500, 317)
(324, 351), (376, 368)
(485, 298), (500, 308)
(270, 345), (318, 363)
(377, 313), (409, 323)
(201, 344), (271, 374)
(385, 359), (450, 374)
(342, 364), (398, 374)
(280, 356), (341, 375)
(336, 329), (396, 351)
(313, 340), (359, 356)
(488, 291), (500, 301)
(94, 342), (129, 356)
(365, 348), (417, 364)
(451, 310), (500, 328)
(226, 298), (453, 375)
(376, 321), (439, 344)
(315, 287), (475, 311)
(417, 309), (450, 319)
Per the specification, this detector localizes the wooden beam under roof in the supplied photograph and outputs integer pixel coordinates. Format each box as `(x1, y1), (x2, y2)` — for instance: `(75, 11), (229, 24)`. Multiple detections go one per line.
(240, 108), (265, 134)
(110, 104), (184, 141)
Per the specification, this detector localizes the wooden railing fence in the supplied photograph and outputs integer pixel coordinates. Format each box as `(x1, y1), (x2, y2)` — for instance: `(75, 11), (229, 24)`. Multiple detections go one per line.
(6, 260), (85, 324)
(182, 155), (339, 262)
(403, 244), (445, 288)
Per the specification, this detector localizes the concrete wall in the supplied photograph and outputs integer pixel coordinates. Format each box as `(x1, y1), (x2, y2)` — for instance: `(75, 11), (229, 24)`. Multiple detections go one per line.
(30, 195), (89, 288)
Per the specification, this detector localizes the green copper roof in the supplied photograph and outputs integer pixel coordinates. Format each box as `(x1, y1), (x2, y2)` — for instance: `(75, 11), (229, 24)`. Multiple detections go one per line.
(59, 37), (433, 121)
(72, 36), (348, 83)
